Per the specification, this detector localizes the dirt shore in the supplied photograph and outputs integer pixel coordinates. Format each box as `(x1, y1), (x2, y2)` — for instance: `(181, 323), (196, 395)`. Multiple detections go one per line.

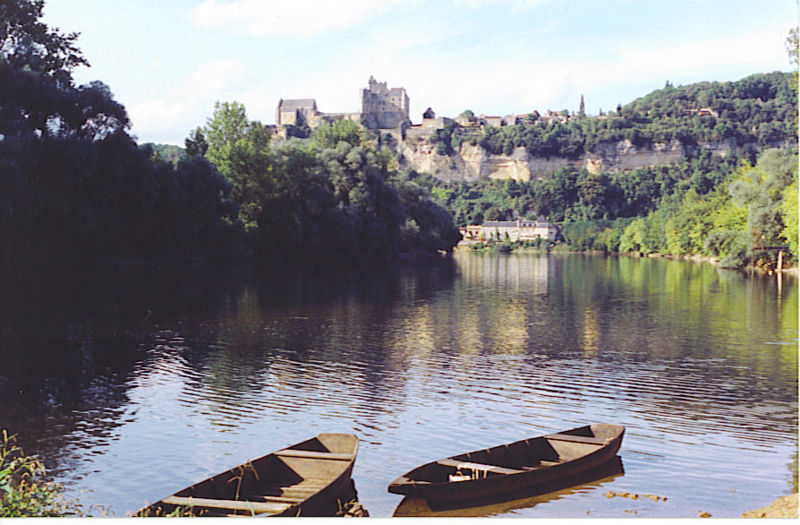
(742, 494), (798, 518)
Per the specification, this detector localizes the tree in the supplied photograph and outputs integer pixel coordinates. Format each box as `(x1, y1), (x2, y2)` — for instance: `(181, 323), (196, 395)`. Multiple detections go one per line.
(786, 27), (798, 68)
(311, 119), (364, 150)
(203, 101), (250, 172)
(0, 0), (88, 87)
(780, 178), (798, 256)
(458, 109), (475, 121)
(185, 126), (208, 158)
(729, 149), (797, 250)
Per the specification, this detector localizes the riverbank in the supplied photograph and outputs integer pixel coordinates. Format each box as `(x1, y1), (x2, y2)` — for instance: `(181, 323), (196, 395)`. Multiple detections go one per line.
(742, 494), (798, 518)
(456, 243), (797, 275)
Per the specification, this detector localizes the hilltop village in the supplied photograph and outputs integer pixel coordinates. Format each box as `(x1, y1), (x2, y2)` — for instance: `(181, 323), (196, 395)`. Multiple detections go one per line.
(272, 76), (612, 186)
(274, 76), (572, 142)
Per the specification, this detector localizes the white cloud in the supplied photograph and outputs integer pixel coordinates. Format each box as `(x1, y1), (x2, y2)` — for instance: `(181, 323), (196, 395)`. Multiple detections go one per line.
(614, 29), (785, 79)
(193, 0), (403, 37)
(127, 60), (246, 143)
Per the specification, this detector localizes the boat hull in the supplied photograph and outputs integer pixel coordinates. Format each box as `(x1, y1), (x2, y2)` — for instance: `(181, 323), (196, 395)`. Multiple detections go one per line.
(388, 423), (624, 504)
(136, 433), (359, 517)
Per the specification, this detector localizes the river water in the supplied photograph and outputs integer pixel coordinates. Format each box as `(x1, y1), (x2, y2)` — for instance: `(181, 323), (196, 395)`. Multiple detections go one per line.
(0, 251), (796, 518)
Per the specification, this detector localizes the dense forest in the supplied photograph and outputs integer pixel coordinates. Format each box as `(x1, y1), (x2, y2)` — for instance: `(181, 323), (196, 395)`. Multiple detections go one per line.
(419, 61), (799, 270)
(419, 146), (796, 269)
(0, 0), (460, 270)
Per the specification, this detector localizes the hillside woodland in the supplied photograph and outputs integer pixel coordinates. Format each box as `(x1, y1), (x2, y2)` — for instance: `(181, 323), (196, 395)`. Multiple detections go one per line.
(418, 70), (798, 270)
(431, 72), (796, 159)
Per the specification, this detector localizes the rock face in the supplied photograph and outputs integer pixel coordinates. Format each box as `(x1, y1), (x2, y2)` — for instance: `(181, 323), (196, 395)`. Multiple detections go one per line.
(583, 139), (685, 175)
(398, 138), (751, 182)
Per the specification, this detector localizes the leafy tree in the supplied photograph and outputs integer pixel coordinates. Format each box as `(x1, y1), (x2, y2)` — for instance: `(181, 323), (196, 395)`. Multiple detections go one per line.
(780, 178), (798, 256)
(185, 126), (208, 157)
(203, 101), (252, 174)
(0, 5), (243, 266)
(310, 119), (364, 150)
(729, 149), (797, 249)
(0, 0), (88, 86)
(458, 109), (476, 121)
(786, 27), (798, 68)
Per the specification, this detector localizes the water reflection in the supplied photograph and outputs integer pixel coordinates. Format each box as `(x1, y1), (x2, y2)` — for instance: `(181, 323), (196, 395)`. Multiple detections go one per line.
(0, 253), (795, 517)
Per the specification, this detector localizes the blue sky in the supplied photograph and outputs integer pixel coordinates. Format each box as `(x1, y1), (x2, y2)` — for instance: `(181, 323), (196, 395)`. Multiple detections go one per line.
(42, 0), (797, 145)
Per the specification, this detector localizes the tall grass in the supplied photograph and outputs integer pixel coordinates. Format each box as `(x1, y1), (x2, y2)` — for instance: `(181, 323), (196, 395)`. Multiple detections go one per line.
(0, 430), (82, 517)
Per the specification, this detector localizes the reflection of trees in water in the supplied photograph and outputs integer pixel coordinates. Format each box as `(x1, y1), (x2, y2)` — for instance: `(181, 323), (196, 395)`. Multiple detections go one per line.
(391, 252), (797, 446)
(0, 262), (239, 475)
(134, 258), (461, 433)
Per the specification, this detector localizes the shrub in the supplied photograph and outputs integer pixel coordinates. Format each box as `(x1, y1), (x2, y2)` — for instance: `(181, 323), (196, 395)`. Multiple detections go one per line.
(0, 431), (81, 517)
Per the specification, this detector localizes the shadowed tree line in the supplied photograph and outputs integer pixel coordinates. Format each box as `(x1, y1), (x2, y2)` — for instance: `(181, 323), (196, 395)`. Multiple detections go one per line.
(186, 106), (462, 263)
(0, 0), (460, 270)
(0, 0), (241, 267)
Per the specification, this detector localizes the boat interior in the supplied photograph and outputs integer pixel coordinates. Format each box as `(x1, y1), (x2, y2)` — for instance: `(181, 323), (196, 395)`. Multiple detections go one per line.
(139, 434), (357, 517)
(413, 425), (617, 483)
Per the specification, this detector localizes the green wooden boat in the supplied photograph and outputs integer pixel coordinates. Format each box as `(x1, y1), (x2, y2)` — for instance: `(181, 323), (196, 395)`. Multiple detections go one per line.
(136, 433), (358, 517)
(388, 423), (624, 504)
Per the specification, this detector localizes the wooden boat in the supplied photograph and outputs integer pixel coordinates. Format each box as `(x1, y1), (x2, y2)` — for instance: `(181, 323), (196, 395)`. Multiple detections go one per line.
(136, 433), (359, 517)
(387, 423), (624, 505)
(393, 456), (625, 516)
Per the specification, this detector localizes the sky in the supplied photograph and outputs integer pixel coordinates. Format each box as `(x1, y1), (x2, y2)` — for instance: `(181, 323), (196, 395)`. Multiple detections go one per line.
(42, 0), (798, 146)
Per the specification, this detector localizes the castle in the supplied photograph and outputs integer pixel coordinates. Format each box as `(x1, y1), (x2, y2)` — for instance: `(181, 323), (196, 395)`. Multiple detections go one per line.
(276, 76), (409, 131)
(275, 77), (580, 141)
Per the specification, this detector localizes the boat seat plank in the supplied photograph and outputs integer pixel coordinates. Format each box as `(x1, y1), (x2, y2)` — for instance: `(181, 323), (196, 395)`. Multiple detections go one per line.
(275, 449), (354, 461)
(538, 459), (562, 466)
(546, 433), (608, 445)
(436, 458), (527, 475)
(248, 494), (305, 504)
(161, 496), (291, 514)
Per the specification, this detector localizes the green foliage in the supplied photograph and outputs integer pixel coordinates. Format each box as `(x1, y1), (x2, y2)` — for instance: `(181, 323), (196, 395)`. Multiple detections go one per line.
(461, 72), (796, 160)
(0, 34), (241, 265)
(0, 431), (81, 517)
(310, 119), (364, 150)
(561, 218), (633, 252)
(429, 121), (468, 156)
(185, 126), (208, 158)
(141, 143), (184, 165)
(197, 102), (461, 263)
(786, 27), (798, 69)
(729, 149), (797, 250)
(781, 179), (798, 256)
(0, 0), (88, 87)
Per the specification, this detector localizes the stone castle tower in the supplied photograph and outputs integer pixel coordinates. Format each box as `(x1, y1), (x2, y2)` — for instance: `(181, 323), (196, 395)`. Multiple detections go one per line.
(361, 76), (409, 129)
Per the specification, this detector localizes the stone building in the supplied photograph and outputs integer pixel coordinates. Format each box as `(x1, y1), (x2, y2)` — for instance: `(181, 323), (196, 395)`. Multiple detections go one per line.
(276, 77), (410, 131)
(480, 219), (559, 241)
(360, 76), (410, 129)
(276, 98), (319, 126)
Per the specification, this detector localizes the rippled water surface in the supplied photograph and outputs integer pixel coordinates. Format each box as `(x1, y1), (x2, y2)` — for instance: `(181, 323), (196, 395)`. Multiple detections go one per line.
(1, 252), (797, 518)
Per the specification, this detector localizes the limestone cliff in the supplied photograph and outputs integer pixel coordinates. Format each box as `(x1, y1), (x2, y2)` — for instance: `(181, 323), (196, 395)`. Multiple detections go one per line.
(398, 138), (752, 182)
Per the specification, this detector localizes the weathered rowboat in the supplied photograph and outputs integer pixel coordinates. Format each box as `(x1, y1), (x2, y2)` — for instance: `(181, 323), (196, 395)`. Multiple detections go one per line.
(136, 433), (359, 517)
(387, 423), (624, 504)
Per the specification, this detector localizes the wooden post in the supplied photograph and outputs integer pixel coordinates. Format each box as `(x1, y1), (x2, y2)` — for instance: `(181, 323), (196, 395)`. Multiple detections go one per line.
(777, 250), (783, 272)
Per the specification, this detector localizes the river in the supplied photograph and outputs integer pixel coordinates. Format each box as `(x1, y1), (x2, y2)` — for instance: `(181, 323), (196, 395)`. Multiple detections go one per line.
(0, 251), (796, 518)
